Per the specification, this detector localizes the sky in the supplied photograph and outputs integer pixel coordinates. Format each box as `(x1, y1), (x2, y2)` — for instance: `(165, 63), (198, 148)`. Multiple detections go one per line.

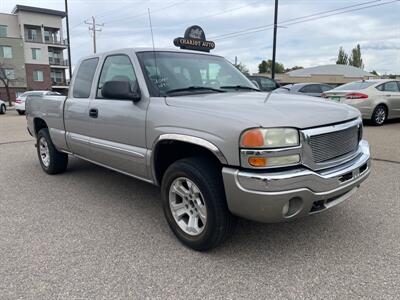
(0, 0), (399, 74)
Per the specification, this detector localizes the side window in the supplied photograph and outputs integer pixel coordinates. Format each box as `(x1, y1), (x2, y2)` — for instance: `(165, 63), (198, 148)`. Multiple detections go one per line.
(321, 85), (332, 92)
(97, 54), (137, 98)
(73, 58), (99, 98)
(259, 77), (277, 91)
(300, 84), (321, 94)
(376, 84), (384, 91)
(383, 81), (400, 92)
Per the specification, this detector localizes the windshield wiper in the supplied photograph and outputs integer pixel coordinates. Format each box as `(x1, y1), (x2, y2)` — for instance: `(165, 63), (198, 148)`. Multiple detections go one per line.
(220, 85), (260, 91)
(166, 86), (226, 95)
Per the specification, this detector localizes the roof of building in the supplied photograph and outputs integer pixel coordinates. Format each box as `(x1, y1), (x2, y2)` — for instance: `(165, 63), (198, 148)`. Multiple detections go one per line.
(12, 5), (66, 17)
(287, 64), (375, 78)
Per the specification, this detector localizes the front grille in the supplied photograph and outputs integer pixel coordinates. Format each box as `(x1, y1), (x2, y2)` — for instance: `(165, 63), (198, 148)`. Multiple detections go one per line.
(309, 125), (359, 163)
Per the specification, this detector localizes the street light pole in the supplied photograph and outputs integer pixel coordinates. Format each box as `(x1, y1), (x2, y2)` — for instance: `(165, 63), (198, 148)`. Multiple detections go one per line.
(64, 0), (72, 80)
(271, 0), (279, 79)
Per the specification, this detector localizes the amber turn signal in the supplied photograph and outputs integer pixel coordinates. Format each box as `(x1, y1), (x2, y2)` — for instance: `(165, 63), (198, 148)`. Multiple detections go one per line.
(248, 157), (267, 167)
(241, 129), (264, 147)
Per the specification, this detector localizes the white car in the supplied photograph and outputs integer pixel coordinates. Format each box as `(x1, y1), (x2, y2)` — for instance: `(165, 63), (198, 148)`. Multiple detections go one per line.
(0, 99), (6, 114)
(15, 91), (61, 115)
(323, 79), (400, 125)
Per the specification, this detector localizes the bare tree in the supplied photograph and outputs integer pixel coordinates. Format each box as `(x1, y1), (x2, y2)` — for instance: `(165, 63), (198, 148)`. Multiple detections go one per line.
(0, 61), (19, 107)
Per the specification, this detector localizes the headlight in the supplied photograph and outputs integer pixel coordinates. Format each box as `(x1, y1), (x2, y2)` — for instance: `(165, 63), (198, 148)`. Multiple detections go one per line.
(241, 128), (299, 148)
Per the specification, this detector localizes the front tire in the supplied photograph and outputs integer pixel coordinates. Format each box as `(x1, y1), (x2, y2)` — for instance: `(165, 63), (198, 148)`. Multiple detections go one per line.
(0, 104), (5, 114)
(161, 157), (236, 251)
(17, 110), (25, 115)
(371, 105), (387, 126)
(37, 128), (68, 174)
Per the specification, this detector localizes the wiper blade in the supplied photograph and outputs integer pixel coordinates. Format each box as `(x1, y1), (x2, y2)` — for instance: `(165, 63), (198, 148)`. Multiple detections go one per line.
(166, 86), (226, 95)
(220, 85), (260, 91)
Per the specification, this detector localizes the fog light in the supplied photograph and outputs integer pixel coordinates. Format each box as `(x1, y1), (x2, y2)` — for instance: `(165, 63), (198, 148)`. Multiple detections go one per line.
(282, 197), (303, 218)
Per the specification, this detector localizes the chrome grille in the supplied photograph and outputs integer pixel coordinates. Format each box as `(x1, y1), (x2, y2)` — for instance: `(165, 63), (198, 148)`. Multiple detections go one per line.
(309, 125), (359, 163)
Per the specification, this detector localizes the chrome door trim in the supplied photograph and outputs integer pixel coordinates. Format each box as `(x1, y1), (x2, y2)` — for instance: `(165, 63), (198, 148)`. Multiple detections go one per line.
(90, 137), (145, 158)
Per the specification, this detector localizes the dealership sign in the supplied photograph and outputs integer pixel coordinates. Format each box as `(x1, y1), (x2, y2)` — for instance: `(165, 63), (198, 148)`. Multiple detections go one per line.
(174, 25), (215, 52)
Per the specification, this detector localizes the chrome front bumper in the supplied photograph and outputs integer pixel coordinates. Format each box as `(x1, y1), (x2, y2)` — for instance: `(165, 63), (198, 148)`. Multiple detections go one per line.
(222, 140), (371, 223)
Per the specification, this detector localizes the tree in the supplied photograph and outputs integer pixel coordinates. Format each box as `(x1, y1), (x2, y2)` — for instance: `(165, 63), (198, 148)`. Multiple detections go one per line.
(258, 60), (285, 74)
(234, 62), (250, 75)
(284, 66), (303, 72)
(349, 44), (364, 69)
(371, 70), (379, 76)
(336, 46), (348, 65)
(0, 62), (17, 106)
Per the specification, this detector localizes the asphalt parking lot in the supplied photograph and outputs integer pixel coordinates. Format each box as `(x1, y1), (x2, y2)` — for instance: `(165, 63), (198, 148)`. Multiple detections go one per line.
(1, 111), (399, 299)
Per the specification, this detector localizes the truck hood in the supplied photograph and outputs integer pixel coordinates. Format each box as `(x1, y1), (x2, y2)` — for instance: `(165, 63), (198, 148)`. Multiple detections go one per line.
(165, 92), (360, 129)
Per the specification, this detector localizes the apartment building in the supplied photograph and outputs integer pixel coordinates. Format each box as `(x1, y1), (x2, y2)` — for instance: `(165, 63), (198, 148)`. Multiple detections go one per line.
(0, 5), (69, 102)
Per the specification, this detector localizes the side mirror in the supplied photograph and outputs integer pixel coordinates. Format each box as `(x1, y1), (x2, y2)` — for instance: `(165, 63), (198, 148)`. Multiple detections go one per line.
(101, 80), (141, 102)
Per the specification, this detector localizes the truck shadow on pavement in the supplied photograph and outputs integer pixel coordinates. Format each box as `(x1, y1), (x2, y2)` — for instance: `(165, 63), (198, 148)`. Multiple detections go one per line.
(63, 157), (367, 256)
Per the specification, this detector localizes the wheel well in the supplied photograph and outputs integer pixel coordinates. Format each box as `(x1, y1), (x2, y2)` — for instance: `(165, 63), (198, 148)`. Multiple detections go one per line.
(153, 140), (223, 185)
(34, 118), (48, 135)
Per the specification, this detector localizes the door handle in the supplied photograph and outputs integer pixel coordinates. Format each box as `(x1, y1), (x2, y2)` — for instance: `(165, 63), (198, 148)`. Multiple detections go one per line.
(89, 108), (98, 118)
(386, 94), (391, 97)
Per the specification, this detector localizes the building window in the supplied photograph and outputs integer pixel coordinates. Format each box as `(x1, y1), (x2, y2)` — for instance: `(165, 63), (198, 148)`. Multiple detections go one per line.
(51, 70), (63, 84)
(31, 48), (41, 60)
(33, 70), (44, 81)
(27, 29), (38, 41)
(0, 25), (7, 37)
(0, 45), (12, 58)
(5, 69), (15, 79)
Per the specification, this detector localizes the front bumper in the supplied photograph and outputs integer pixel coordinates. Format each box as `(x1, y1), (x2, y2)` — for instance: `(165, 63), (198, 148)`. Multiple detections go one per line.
(222, 140), (371, 223)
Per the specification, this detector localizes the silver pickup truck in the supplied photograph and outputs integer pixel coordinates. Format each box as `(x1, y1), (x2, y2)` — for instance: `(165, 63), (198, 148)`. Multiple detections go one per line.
(26, 48), (371, 250)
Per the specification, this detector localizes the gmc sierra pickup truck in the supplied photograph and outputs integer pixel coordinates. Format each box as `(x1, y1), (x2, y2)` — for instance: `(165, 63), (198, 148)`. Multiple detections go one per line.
(26, 48), (371, 251)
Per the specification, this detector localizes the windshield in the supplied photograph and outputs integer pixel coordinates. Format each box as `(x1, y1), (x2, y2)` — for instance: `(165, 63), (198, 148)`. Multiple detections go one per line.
(137, 51), (257, 97)
(334, 81), (376, 91)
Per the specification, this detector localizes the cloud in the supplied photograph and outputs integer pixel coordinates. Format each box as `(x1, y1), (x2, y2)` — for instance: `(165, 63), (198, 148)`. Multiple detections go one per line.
(0, 0), (398, 74)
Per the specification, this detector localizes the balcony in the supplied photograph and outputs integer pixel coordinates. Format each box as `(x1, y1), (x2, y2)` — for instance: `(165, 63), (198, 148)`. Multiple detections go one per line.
(45, 38), (68, 46)
(51, 79), (69, 88)
(49, 57), (69, 66)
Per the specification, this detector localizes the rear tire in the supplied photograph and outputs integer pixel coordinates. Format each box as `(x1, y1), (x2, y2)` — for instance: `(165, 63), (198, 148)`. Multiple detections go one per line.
(371, 105), (387, 126)
(0, 104), (5, 114)
(37, 128), (68, 174)
(17, 110), (25, 115)
(161, 157), (237, 251)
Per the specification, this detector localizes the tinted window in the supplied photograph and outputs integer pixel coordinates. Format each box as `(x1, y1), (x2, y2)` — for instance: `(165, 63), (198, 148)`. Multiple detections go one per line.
(335, 81), (376, 90)
(259, 77), (277, 91)
(97, 55), (137, 98)
(300, 84), (322, 94)
(73, 58), (99, 98)
(382, 81), (399, 92)
(321, 85), (333, 92)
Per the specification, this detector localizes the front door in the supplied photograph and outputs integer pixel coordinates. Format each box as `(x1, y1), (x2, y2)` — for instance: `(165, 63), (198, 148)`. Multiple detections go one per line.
(382, 81), (400, 118)
(64, 57), (99, 158)
(87, 53), (149, 178)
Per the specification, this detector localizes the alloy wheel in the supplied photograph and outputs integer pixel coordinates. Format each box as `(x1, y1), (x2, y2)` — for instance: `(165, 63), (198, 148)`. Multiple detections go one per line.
(39, 137), (50, 167)
(168, 177), (207, 236)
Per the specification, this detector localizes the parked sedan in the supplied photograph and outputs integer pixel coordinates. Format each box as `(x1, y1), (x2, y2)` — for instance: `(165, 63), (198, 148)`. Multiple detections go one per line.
(15, 91), (61, 115)
(0, 99), (6, 114)
(247, 75), (280, 91)
(274, 83), (334, 97)
(323, 79), (400, 125)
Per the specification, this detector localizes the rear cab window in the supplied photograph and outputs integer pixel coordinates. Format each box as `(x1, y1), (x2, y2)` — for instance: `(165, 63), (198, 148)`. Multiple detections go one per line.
(300, 84), (322, 94)
(73, 57), (99, 98)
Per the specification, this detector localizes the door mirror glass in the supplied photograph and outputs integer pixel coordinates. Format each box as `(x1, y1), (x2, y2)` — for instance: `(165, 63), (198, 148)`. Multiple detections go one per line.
(101, 80), (141, 102)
